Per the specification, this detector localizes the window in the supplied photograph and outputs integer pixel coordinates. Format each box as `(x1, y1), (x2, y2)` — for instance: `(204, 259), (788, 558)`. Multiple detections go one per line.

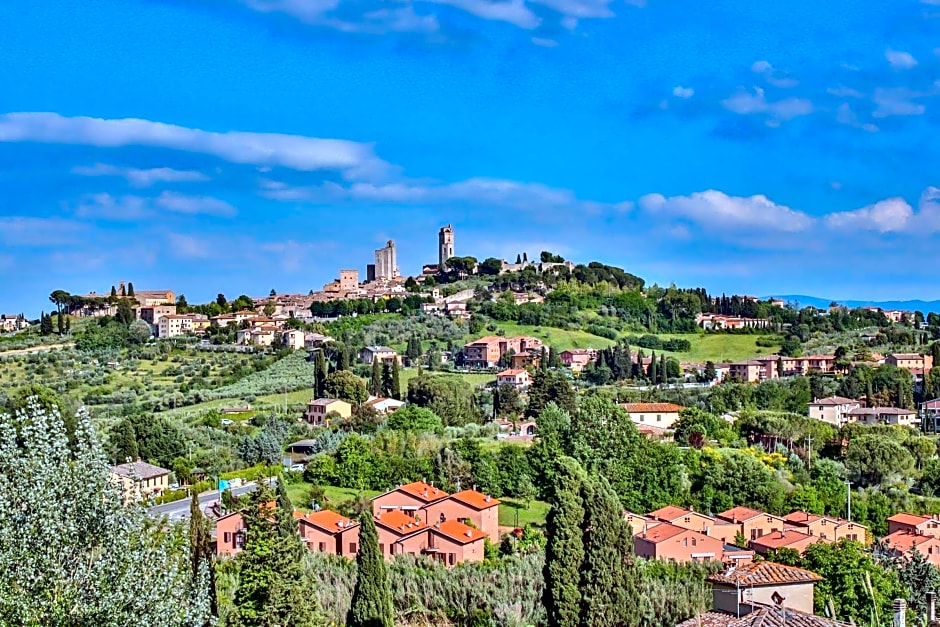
(448, 553), (456, 566)
(349, 543), (357, 554)
(766, 517), (772, 523)
(318, 542), (326, 552)
(821, 520), (827, 526)
(639, 415), (645, 422)
(656, 415), (662, 422)
(692, 538), (697, 547)
(224, 532), (232, 543)
(379, 544), (385, 555)
(751, 529), (758, 540)
(684, 517), (690, 524)
(683, 538), (688, 547)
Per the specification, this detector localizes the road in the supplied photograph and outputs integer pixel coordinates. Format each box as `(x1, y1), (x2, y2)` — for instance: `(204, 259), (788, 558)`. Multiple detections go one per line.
(147, 480), (274, 522)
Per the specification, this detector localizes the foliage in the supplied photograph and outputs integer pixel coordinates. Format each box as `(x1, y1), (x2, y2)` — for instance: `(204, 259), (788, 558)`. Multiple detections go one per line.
(348, 513), (394, 627)
(407, 373), (480, 426)
(108, 412), (187, 468)
(845, 434), (916, 487)
(325, 370), (368, 406)
(385, 405), (442, 432)
(0, 399), (211, 626)
(543, 456), (586, 627)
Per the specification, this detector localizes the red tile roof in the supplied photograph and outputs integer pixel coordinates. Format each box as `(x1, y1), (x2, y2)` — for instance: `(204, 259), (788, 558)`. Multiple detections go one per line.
(433, 520), (487, 544)
(717, 506), (768, 523)
(888, 513), (932, 527)
(648, 505), (697, 522)
(450, 489), (500, 510)
(396, 481), (449, 503)
(298, 509), (358, 534)
(621, 402), (685, 413)
(638, 522), (690, 543)
(783, 511), (825, 525)
(708, 561), (822, 586)
(882, 530), (940, 553)
(677, 605), (851, 626)
(497, 369), (528, 376)
(749, 530), (821, 551)
(373, 510), (428, 535)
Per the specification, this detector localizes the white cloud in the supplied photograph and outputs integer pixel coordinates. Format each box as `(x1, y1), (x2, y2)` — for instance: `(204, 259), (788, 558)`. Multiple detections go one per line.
(827, 85), (865, 99)
(167, 232), (213, 259)
(155, 192), (238, 217)
(532, 37), (559, 47)
(721, 88), (812, 122)
(71, 163), (209, 187)
(260, 176), (631, 213)
(824, 197), (913, 233)
(885, 48), (917, 69)
(672, 86), (694, 99)
(241, 0), (440, 33)
(0, 112), (389, 180)
(0, 217), (86, 246)
(750, 60), (798, 88)
(424, 0), (540, 28)
(74, 194), (152, 220)
(529, 0), (614, 19)
(872, 88), (927, 118)
(835, 103), (878, 132)
(637, 190), (814, 232)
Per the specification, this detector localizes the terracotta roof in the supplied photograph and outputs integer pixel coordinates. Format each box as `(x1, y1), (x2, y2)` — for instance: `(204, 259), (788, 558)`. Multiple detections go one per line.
(750, 530), (821, 551)
(717, 507), (768, 523)
(373, 510), (428, 535)
(432, 519), (487, 544)
(299, 509), (358, 534)
(847, 407), (916, 416)
(708, 561), (822, 586)
(622, 402), (685, 413)
(882, 530), (939, 553)
(498, 369), (528, 376)
(465, 335), (503, 347)
(638, 522), (691, 543)
(887, 513), (931, 527)
(809, 396), (857, 406)
(889, 353), (925, 360)
(677, 604), (852, 627)
(308, 398), (347, 407)
(111, 461), (170, 480)
(396, 481), (449, 503)
(450, 489), (500, 510)
(649, 505), (697, 522)
(783, 511), (825, 525)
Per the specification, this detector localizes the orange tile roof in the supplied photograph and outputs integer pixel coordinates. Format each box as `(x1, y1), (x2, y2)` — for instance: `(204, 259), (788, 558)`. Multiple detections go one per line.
(450, 489), (500, 510)
(621, 402), (685, 413)
(299, 509), (358, 534)
(433, 520), (487, 544)
(750, 530), (821, 551)
(396, 481), (449, 503)
(708, 561), (822, 586)
(497, 369), (528, 376)
(638, 522), (691, 543)
(783, 511), (825, 525)
(882, 531), (939, 553)
(648, 505), (696, 522)
(373, 510), (429, 535)
(888, 513), (932, 527)
(717, 506), (768, 522)
(677, 604), (852, 626)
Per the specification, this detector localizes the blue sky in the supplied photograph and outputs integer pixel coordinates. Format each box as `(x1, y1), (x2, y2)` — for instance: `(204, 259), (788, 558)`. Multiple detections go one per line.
(2, 0), (940, 315)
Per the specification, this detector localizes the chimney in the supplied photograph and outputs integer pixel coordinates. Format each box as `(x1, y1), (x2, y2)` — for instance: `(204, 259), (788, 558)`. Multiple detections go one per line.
(927, 592), (936, 622)
(893, 598), (906, 627)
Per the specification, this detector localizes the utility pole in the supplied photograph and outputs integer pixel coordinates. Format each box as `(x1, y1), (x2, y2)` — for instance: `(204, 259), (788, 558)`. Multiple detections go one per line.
(845, 480), (852, 522)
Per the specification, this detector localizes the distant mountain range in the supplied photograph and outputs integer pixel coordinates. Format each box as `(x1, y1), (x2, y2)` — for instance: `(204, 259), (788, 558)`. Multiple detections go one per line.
(765, 295), (940, 314)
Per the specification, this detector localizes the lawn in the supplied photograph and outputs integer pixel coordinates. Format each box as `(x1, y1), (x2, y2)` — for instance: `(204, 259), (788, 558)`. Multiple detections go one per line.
(399, 368), (494, 390)
(649, 333), (779, 363)
(477, 322), (617, 352)
(287, 481), (382, 512)
(498, 497), (550, 528)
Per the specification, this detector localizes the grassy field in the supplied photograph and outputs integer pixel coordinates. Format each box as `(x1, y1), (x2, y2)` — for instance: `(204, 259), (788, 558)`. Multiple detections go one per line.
(498, 497), (549, 527)
(477, 322), (617, 352)
(650, 333), (779, 363)
(287, 481), (382, 512)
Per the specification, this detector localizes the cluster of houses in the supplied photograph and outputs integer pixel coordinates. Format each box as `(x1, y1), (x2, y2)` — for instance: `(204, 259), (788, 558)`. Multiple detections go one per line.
(808, 396), (919, 428)
(213, 481), (499, 567)
(0, 314), (28, 332)
(626, 505), (868, 565)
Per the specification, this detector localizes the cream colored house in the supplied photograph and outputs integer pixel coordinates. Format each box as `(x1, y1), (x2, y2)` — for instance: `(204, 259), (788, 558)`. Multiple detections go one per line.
(807, 396), (861, 427)
(621, 402), (685, 430)
(110, 461), (170, 503)
(305, 398), (353, 426)
(158, 314), (195, 338)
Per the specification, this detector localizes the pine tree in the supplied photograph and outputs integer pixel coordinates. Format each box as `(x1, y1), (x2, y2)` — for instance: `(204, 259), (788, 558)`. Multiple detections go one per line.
(543, 456), (586, 627)
(579, 476), (631, 627)
(348, 512), (394, 627)
(371, 359), (382, 396)
(315, 350), (328, 398)
(390, 360), (401, 401)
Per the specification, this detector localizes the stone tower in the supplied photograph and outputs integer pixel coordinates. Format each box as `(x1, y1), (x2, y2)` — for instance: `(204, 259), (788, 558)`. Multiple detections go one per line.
(438, 225), (455, 270)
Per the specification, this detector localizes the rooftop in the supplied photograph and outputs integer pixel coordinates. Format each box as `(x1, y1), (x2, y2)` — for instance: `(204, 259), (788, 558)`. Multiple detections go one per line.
(638, 522), (696, 543)
(374, 510), (429, 535)
(887, 512), (932, 526)
(717, 506), (768, 523)
(308, 398), (347, 407)
(432, 519), (487, 544)
(708, 561), (822, 587)
(648, 505), (699, 522)
(749, 529), (819, 550)
(111, 461), (170, 480)
(622, 402), (685, 413)
(396, 481), (449, 503)
(677, 604), (851, 627)
(450, 489), (500, 510)
(809, 396), (858, 406)
(299, 509), (358, 534)
(498, 369), (528, 376)
(847, 406), (916, 416)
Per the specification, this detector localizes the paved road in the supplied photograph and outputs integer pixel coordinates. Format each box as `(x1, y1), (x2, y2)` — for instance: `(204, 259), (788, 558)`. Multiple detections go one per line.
(147, 479), (274, 522)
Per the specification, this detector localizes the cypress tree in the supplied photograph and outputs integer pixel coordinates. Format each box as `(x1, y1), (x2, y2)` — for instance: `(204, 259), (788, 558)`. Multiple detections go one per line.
(189, 491), (218, 621)
(370, 359), (382, 396)
(110, 285), (117, 299)
(543, 456), (586, 627)
(56, 312), (64, 335)
(127, 282), (135, 297)
(381, 363), (393, 398)
(338, 346), (350, 371)
(579, 476), (631, 627)
(647, 352), (657, 381)
(660, 355), (668, 384)
(348, 512), (394, 627)
(548, 346), (562, 368)
(390, 360), (401, 401)
(540, 346), (549, 371)
(515, 254), (522, 264)
(315, 350), (328, 398)
(275, 478), (296, 539)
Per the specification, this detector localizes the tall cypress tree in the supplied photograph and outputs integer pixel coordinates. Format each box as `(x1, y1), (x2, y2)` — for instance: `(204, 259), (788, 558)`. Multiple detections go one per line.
(390, 360), (401, 401)
(579, 476), (631, 627)
(381, 363), (393, 398)
(189, 492), (217, 622)
(660, 355), (668, 384)
(647, 352), (657, 381)
(539, 346), (549, 371)
(315, 350), (328, 398)
(348, 512), (394, 627)
(275, 477), (296, 539)
(370, 359), (382, 396)
(543, 456), (586, 627)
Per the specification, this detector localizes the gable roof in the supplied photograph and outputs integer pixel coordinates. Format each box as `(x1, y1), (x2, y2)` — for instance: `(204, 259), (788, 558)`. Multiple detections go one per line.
(298, 509), (358, 534)
(649, 505), (698, 522)
(497, 369), (528, 377)
(449, 489), (500, 510)
(676, 604), (852, 627)
(373, 510), (428, 536)
(363, 345), (397, 353)
(717, 506), (769, 523)
(708, 561), (822, 587)
(111, 461), (170, 480)
(396, 481), (449, 503)
(809, 396), (858, 406)
(432, 519), (487, 544)
(308, 398), (348, 407)
(622, 402), (685, 413)
(750, 530), (820, 551)
(887, 513), (931, 527)
(882, 530), (940, 553)
(639, 522), (700, 543)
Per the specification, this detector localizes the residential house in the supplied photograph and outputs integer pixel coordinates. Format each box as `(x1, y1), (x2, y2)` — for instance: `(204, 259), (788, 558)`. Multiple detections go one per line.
(560, 349), (598, 373)
(496, 368), (531, 389)
(286, 439), (320, 457)
(622, 402), (685, 430)
(281, 329), (307, 350)
(749, 529), (823, 556)
(158, 314), (195, 339)
(426, 519), (487, 565)
(304, 398), (352, 426)
(845, 406), (918, 427)
(677, 604), (852, 627)
(0, 315), (27, 332)
(110, 461), (170, 503)
(633, 523), (728, 563)
(648, 505), (716, 535)
(716, 507), (785, 542)
(783, 511), (867, 544)
(303, 332), (333, 348)
(625, 511), (660, 536)
(887, 513), (940, 538)
(422, 489), (501, 543)
(372, 510), (430, 559)
(372, 481), (449, 517)
(462, 335), (544, 368)
(886, 353), (934, 371)
(364, 396), (406, 415)
(881, 530), (940, 567)
(237, 325), (278, 347)
(136, 304), (176, 326)
(707, 561), (822, 616)
(133, 289), (176, 307)
(807, 396), (862, 427)
(696, 314), (771, 330)
(215, 512), (246, 557)
(510, 350), (542, 370)
(296, 510), (360, 557)
(359, 346), (400, 365)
